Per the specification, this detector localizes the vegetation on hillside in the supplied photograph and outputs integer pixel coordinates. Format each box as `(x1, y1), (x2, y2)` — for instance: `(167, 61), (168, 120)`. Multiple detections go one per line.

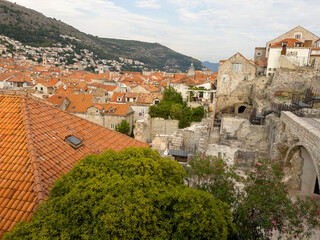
(149, 87), (205, 128)
(5, 148), (236, 239)
(187, 154), (320, 239)
(0, 0), (203, 72)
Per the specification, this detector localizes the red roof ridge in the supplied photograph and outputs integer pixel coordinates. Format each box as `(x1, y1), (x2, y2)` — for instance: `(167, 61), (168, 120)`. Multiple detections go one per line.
(24, 95), (105, 154)
(21, 97), (46, 204)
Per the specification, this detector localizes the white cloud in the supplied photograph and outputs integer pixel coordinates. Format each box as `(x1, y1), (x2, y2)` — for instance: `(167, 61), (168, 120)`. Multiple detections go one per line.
(8, 0), (320, 62)
(136, 0), (161, 9)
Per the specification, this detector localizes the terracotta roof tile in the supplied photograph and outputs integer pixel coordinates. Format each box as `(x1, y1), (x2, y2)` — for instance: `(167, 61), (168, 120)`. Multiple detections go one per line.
(270, 38), (303, 48)
(0, 94), (149, 237)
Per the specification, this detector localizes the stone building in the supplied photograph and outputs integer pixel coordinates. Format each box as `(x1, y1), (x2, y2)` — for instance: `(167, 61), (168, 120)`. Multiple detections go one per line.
(265, 26), (320, 57)
(254, 47), (267, 76)
(67, 102), (134, 134)
(110, 92), (162, 122)
(216, 52), (256, 113)
(266, 38), (312, 76)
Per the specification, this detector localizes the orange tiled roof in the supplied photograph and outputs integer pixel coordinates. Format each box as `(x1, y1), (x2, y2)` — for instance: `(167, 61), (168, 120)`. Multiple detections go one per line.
(270, 38), (303, 48)
(0, 94), (149, 237)
(46, 95), (67, 107)
(7, 76), (31, 83)
(0, 73), (13, 82)
(31, 66), (51, 72)
(110, 92), (126, 103)
(93, 103), (132, 116)
(170, 75), (198, 86)
(35, 78), (60, 88)
(136, 93), (162, 105)
(140, 84), (160, 93)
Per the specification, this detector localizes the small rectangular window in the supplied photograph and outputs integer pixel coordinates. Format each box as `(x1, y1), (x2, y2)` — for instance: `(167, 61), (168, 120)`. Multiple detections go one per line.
(295, 34), (301, 39)
(110, 123), (115, 130)
(232, 63), (242, 72)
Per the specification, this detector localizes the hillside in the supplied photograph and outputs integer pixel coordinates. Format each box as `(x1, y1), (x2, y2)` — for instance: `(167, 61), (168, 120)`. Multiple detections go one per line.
(202, 61), (219, 72)
(0, 0), (204, 72)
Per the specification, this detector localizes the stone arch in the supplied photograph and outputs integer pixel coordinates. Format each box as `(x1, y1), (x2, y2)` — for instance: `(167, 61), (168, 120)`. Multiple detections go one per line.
(284, 145), (320, 195)
(234, 103), (251, 117)
(238, 105), (247, 113)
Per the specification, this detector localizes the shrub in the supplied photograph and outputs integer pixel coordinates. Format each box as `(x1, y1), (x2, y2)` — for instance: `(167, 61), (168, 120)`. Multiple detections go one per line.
(6, 148), (236, 240)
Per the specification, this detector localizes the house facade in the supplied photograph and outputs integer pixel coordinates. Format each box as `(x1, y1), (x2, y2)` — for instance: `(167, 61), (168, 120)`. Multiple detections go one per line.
(216, 52), (256, 112)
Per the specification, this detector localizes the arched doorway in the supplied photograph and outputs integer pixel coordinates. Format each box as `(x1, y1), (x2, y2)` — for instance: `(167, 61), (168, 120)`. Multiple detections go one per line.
(300, 147), (319, 195)
(285, 146), (319, 195)
(238, 106), (247, 113)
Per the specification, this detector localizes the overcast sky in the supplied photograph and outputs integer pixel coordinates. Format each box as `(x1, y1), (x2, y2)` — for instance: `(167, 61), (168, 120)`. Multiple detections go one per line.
(10, 0), (320, 62)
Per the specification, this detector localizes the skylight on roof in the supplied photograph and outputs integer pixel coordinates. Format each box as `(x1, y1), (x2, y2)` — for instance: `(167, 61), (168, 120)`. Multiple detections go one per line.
(65, 135), (83, 149)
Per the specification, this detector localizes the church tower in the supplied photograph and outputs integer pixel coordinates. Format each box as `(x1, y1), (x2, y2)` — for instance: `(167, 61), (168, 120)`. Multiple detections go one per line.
(187, 62), (196, 77)
(42, 53), (47, 66)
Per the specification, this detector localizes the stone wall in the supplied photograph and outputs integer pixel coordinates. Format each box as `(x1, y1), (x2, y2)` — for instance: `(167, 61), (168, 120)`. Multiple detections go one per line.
(73, 112), (134, 133)
(134, 115), (179, 143)
(268, 68), (320, 93)
(150, 118), (179, 139)
(206, 117), (270, 169)
(148, 117), (213, 156)
(269, 111), (320, 194)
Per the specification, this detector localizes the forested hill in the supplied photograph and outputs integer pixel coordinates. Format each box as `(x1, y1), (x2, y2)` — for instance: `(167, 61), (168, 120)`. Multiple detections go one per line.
(0, 0), (204, 72)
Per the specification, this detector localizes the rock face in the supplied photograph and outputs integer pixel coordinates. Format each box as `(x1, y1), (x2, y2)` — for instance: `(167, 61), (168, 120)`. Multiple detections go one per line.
(135, 114), (213, 157)
(268, 68), (320, 93)
(134, 115), (179, 143)
(206, 117), (270, 168)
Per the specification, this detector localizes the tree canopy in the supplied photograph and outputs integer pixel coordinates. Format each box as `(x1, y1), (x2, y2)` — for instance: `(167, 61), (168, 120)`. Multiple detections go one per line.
(5, 148), (236, 240)
(115, 119), (130, 135)
(149, 87), (205, 128)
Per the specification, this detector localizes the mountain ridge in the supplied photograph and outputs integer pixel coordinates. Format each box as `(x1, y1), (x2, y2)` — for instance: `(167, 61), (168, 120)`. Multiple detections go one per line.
(202, 61), (219, 72)
(0, 0), (204, 72)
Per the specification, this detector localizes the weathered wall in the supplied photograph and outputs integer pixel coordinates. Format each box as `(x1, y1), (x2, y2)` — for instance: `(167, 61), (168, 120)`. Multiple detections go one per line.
(268, 68), (320, 93)
(216, 52), (256, 112)
(269, 111), (320, 195)
(103, 114), (134, 132)
(134, 115), (179, 143)
(73, 111), (133, 132)
(207, 117), (270, 169)
(150, 118), (179, 139)
(131, 104), (149, 122)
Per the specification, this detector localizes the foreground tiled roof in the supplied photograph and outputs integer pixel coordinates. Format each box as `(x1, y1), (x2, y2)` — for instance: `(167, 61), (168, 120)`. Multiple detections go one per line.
(0, 93), (149, 237)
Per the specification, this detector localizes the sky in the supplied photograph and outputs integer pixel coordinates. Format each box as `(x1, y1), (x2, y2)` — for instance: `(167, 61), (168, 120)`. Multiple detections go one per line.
(9, 0), (320, 62)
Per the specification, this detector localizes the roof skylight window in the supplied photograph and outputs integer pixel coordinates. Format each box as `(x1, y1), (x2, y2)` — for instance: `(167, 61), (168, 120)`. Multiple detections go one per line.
(65, 135), (83, 149)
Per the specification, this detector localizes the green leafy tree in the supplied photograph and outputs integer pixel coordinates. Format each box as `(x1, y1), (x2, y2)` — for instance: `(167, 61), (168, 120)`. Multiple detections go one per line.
(192, 106), (205, 122)
(162, 86), (183, 104)
(149, 87), (205, 128)
(187, 154), (320, 240)
(115, 120), (130, 135)
(5, 148), (236, 240)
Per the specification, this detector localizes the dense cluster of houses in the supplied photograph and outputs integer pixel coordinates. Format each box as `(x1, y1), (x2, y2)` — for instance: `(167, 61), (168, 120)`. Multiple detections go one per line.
(0, 35), (144, 72)
(1, 25), (320, 238)
(0, 57), (217, 134)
